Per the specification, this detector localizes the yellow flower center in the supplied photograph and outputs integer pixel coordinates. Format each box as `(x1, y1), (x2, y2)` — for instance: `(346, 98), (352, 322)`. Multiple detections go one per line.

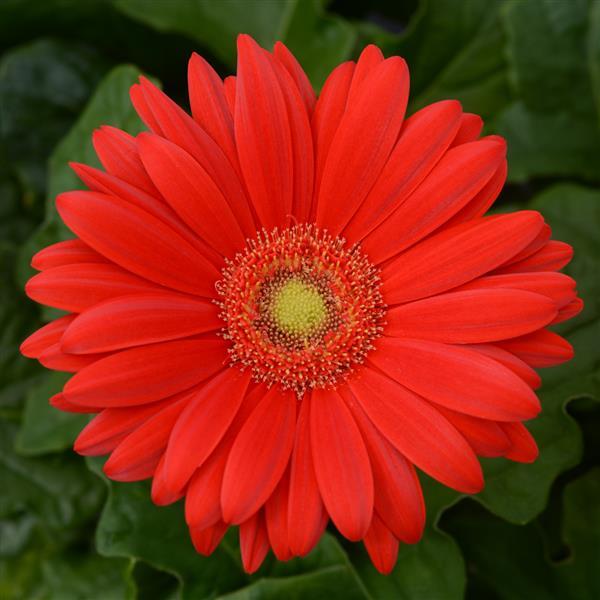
(271, 279), (327, 337)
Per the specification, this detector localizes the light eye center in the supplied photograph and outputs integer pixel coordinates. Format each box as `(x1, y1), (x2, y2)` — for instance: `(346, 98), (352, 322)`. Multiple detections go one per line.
(271, 279), (327, 336)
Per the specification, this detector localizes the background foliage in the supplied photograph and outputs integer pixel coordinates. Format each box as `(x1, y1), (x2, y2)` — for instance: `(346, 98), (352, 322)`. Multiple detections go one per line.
(1, 0), (599, 598)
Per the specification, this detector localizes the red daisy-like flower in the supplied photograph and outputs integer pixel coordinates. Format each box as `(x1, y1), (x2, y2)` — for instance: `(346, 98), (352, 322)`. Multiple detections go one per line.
(22, 35), (582, 574)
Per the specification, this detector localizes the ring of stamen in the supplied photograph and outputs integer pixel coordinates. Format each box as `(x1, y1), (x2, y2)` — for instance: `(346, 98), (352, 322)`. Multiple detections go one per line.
(216, 225), (385, 395)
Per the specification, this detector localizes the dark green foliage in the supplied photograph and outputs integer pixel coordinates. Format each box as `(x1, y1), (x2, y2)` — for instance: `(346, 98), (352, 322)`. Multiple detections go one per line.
(1, 1), (599, 598)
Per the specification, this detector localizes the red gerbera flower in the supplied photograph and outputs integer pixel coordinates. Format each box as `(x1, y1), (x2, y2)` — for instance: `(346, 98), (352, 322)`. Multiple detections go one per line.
(21, 35), (582, 574)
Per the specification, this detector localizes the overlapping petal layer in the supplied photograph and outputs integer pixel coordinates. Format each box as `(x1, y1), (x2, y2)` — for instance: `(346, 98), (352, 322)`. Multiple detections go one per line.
(22, 35), (580, 575)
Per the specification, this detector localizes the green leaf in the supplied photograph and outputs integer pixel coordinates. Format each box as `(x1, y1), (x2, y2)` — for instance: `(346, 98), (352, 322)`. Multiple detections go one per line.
(0, 0), (199, 91)
(0, 156), (36, 247)
(16, 64), (151, 308)
(223, 534), (369, 599)
(0, 421), (104, 539)
(16, 371), (87, 456)
(559, 468), (600, 599)
(590, 0), (600, 126)
(494, 102), (600, 183)
(112, 0), (356, 88)
(129, 560), (179, 600)
(218, 566), (365, 600)
(87, 457), (248, 599)
(0, 547), (130, 600)
(371, 0), (512, 119)
(0, 242), (42, 416)
(443, 469), (600, 600)
(0, 38), (108, 200)
(503, 0), (594, 115)
(496, 0), (600, 182)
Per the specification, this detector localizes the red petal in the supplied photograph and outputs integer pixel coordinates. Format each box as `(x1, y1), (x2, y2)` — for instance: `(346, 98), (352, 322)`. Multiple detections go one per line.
(56, 191), (219, 297)
(239, 510), (270, 574)
(386, 289), (557, 343)
(221, 386), (297, 524)
(553, 297), (584, 324)
(362, 139), (506, 260)
(363, 513), (400, 575)
(349, 367), (483, 493)
(138, 133), (246, 255)
(50, 393), (100, 414)
(342, 386), (425, 543)
(190, 520), (229, 556)
(63, 338), (227, 407)
(223, 76), (236, 113)
(370, 338), (540, 421)
(25, 263), (164, 312)
(310, 389), (373, 541)
(450, 113), (483, 146)
(162, 369), (251, 494)
(92, 126), (158, 195)
(74, 399), (172, 456)
(316, 57), (409, 235)
(70, 162), (223, 267)
(151, 454), (185, 506)
(132, 76), (256, 238)
(442, 160), (507, 228)
(435, 406), (510, 458)
(103, 394), (189, 482)
(502, 223), (551, 267)
(235, 35), (294, 229)
(455, 272), (576, 309)
(287, 397), (327, 556)
(62, 292), (221, 354)
(495, 241), (573, 274)
(38, 343), (104, 372)
(500, 422), (539, 463)
(270, 51), (314, 223)
(129, 82), (161, 131)
(265, 467), (292, 561)
(348, 44), (384, 94)
(381, 211), (544, 303)
(348, 44), (384, 103)
(188, 52), (237, 167)
(31, 239), (106, 271)
(21, 315), (75, 358)
(465, 343), (541, 389)
(311, 61), (354, 209)
(185, 384), (266, 530)
(185, 444), (229, 529)
(273, 42), (316, 113)
(346, 45), (384, 105)
(309, 48), (380, 208)
(495, 329), (574, 368)
(344, 99), (462, 243)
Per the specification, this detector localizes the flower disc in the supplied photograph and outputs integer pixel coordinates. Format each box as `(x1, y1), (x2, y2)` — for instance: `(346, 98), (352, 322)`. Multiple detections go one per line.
(217, 225), (385, 394)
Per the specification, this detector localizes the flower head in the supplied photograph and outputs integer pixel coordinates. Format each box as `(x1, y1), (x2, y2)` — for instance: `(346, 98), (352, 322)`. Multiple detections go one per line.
(22, 35), (582, 574)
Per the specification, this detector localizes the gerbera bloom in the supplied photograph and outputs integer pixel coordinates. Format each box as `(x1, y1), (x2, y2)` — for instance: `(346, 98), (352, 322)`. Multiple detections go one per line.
(22, 35), (582, 574)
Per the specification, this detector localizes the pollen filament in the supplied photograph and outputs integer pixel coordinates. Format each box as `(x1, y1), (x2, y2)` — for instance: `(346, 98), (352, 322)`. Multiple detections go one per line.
(216, 225), (385, 395)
